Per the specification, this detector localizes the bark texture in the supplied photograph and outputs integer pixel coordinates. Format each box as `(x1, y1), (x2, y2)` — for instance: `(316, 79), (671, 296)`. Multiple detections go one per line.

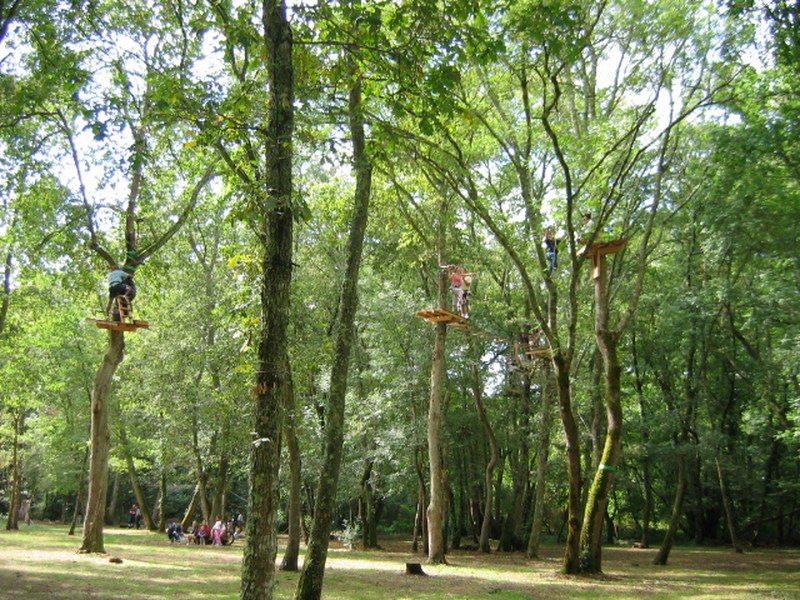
(426, 209), (449, 565)
(579, 255), (623, 573)
(472, 364), (498, 554)
(5, 409), (24, 531)
(280, 404), (301, 571)
(80, 330), (125, 553)
(295, 64), (372, 600)
(239, 1), (294, 598)
(527, 363), (553, 558)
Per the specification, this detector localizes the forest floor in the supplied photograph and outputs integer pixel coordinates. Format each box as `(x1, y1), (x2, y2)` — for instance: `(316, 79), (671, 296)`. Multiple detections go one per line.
(0, 523), (799, 599)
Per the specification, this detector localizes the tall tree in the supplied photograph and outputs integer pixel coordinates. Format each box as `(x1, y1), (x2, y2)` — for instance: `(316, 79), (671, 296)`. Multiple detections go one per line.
(426, 199), (450, 564)
(295, 43), (374, 600)
(239, 0), (294, 597)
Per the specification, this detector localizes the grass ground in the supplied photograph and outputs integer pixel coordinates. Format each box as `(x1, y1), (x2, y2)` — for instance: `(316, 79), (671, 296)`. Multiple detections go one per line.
(1, 523), (799, 599)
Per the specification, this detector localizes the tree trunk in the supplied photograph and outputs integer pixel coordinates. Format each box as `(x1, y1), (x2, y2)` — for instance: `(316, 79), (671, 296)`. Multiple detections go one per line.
(0, 250), (11, 336)
(716, 456), (744, 553)
(79, 330), (125, 553)
(631, 328), (652, 548)
(210, 453), (229, 522)
(105, 471), (121, 526)
(449, 485), (461, 550)
(294, 61), (372, 600)
(690, 453), (704, 544)
(369, 499), (383, 548)
(239, 3), (293, 598)
(497, 369), (531, 552)
(5, 409), (24, 531)
(528, 362), (554, 558)
(412, 445), (428, 554)
(358, 457), (378, 549)
(553, 357), (582, 573)
(280, 403), (302, 571)
(472, 364), (498, 553)
(492, 453), (504, 535)
(191, 416), (211, 524)
(426, 208), (449, 565)
(119, 427), (155, 531)
(426, 324), (448, 563)
(157, 469), (167, 531)
(442, 460), (452, 554)
(69, 448), (89, 535)
(653, 453), (687, 565)
(181, 486), (200, 532)
(589, 350), (604, 467)
(579, 253), (624, 574)
(579, 335), (622, 573)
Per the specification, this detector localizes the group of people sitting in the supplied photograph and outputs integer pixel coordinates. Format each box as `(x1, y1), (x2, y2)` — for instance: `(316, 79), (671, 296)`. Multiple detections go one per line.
(167, 515), (245, 546)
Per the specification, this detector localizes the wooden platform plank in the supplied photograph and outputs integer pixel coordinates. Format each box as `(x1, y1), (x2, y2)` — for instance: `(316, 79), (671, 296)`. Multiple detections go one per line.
(416, 309), (467, 325)
(581, 238), (628, 258)
(86, 317), (150, 332)
(526, 348), (553, 358)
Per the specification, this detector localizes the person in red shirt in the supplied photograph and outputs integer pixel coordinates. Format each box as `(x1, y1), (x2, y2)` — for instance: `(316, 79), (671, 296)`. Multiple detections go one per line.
(195, 519), (212, 545)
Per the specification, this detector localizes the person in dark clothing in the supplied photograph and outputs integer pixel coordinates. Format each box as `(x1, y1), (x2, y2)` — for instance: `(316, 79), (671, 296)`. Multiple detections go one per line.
(167, 521), (183, 543)
(128, 503), (138, 528)
(106, 264), (137, 320)
(544, 227), (558, 274)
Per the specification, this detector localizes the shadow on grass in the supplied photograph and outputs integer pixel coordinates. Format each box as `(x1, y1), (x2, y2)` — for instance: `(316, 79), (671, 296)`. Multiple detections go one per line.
(1, 524), (799, 599)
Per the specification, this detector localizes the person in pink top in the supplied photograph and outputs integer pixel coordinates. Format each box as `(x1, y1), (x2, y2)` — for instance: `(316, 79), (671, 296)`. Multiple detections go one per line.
(445, 265), (473, 318)
(211, 516), (225, 546)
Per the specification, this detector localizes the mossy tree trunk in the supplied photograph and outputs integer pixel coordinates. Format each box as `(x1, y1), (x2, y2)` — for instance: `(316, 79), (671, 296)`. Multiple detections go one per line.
(553, 357), (582, 573)
(239, 1), (294, 598)
(578, 255), (623, 574)
(295, 62), (373, 600)
(79, 330), (125, 553)
(280, 400), (302, 571)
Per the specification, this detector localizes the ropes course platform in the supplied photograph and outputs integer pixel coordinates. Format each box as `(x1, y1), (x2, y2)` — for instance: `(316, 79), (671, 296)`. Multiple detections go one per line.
(526, 347), (552, 359)
(416, 309), (467, 325)
(415, 309), (505, 342)
(579, 238), (629, 258)
(580, 238), (628, 280)
(86, 317), (150, 332)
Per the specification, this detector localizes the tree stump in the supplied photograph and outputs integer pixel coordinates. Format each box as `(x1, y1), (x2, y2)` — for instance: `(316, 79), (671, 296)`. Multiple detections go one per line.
(405, 562), (425, 575)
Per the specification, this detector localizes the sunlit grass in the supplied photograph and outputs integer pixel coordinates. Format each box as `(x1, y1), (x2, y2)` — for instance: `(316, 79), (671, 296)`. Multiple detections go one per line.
(1, 523), (799, 599)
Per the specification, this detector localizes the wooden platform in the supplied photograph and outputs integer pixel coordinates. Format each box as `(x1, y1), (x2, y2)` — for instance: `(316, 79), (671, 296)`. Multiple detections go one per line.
(580, 238), (628, 258)
(415, 309), (468, 326)
(86, 317), (150, 332)
(526, 347), (552, 359)
(580, 239), (628, 280)
(416, 309), (507, 346)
